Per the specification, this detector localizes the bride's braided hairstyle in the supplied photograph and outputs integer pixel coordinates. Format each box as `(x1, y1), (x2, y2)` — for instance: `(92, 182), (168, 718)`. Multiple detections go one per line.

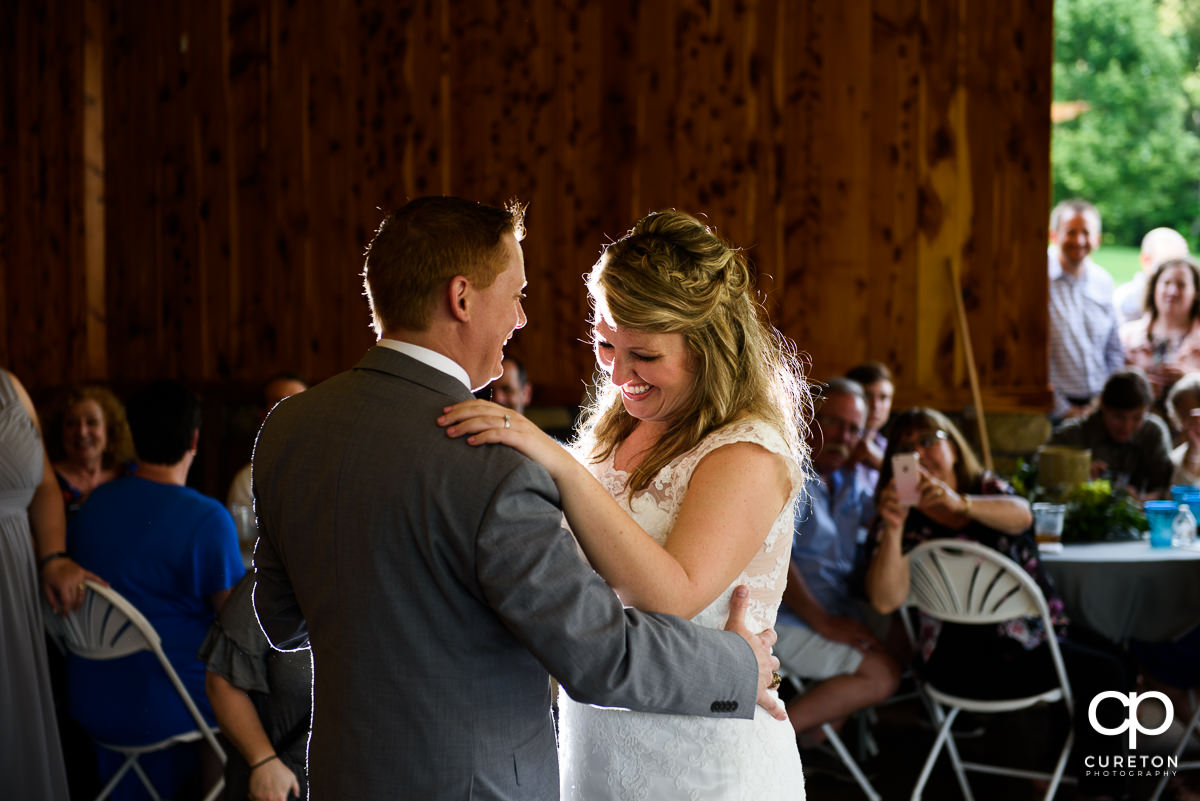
(580, 210), (811, 493)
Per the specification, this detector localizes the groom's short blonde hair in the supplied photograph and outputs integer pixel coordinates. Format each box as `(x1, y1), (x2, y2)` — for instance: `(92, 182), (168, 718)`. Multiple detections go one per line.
(363, 196), (525, 334)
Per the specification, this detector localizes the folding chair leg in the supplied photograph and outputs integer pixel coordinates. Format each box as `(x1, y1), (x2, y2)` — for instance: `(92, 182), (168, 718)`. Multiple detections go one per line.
(912, 706), (964, 801)
(820, 722), (882, 801)
(129, 759), (164, 801)
(1043, 729), (1073, 801)
(201, 777), (226, 801)
(859, 707), (881, 759)
(95, 755), (138, 801)
(1150, 694), (1200, 801)
(940, 720), (976, 801)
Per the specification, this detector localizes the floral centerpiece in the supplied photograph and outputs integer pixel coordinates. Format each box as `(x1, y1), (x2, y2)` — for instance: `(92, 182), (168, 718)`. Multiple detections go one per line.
(1011, 462), (1147, 544)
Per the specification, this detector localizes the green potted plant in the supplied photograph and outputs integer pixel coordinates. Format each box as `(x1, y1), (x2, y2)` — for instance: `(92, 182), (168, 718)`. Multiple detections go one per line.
(1010, 461), (1147, 543)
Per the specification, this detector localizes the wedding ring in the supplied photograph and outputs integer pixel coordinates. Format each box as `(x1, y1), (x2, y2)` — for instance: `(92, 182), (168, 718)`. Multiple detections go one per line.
(504, 414), (511, 429)
(78, 583), (85, 591)
(768, 672), (782, 691)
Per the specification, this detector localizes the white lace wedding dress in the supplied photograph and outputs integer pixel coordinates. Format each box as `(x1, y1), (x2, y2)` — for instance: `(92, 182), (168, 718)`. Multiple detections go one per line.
(559, 418), (806, 800)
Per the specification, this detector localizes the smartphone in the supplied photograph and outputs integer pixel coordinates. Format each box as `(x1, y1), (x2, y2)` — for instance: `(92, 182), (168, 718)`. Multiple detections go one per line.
(892, 453), (921, 505)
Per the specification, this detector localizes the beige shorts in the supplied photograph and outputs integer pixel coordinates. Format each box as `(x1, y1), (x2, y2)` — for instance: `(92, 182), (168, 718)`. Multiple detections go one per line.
(774, 623), (865, 680)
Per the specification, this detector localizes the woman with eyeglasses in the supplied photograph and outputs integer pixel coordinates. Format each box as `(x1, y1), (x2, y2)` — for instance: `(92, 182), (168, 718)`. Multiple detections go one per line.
(864, 408), (1035, 618)
(864, 408), (1129, 801)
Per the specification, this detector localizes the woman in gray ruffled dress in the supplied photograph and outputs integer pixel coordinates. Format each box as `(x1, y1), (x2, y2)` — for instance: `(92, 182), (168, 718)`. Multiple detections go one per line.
(0, 368), (96, 799)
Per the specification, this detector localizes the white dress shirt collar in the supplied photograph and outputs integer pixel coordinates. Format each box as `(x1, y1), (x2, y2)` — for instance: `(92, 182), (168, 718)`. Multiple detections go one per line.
(377, 339), (473, 391)
(1048, 248), (1100, 283)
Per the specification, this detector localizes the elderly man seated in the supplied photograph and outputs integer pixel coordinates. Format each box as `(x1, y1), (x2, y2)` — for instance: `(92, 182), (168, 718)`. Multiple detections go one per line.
(1048, 369), (1173, 499)
(776, 378), (901, 745)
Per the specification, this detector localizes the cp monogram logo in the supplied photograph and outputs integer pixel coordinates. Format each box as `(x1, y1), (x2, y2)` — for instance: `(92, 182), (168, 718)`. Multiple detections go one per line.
(1088, 691), (1174, 748)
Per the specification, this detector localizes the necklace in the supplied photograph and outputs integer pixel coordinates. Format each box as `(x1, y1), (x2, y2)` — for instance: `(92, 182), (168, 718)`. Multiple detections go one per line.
(1150, 323), (1188, 362)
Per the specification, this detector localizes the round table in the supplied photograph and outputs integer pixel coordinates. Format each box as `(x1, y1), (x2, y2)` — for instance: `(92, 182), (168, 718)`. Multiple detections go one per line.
(1039, 540), (1200, 643)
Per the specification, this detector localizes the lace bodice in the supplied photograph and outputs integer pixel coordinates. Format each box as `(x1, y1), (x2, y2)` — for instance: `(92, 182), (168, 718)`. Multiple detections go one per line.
(582, 418), (803, 632)
(560, 417), (807, 801)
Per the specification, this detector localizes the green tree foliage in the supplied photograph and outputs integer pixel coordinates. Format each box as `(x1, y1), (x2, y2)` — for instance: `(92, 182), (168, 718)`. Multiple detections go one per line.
(1053, 0), (1200, 249)
(1160, 0), (1200, 137)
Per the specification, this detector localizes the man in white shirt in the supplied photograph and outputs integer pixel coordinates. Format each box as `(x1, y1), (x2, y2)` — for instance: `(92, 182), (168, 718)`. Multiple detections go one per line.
(1047, 199), (1123, 421)
(1112, 227), (1191, 324)
(226, 373), (309, 512)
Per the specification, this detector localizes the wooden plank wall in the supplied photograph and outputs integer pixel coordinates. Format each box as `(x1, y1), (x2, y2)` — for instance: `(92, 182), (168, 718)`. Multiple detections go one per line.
(4, 0), (1053, 415)
(2, 1), (89, 388)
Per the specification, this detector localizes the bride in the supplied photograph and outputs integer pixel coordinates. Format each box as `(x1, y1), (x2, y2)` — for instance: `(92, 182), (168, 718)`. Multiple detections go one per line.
(440, 210), (809, 800)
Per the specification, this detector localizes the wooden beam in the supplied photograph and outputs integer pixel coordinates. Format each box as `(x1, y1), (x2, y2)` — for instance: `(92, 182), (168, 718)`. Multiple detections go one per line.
(83, 0), (106, 380)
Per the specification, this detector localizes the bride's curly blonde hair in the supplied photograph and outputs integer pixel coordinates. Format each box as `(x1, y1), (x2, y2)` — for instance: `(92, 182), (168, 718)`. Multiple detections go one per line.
(578, 210), (811, 493)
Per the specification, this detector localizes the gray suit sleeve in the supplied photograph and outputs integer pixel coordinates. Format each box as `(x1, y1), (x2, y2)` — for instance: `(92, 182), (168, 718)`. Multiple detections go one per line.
(475, 459), (759, 719)
(251, 483), (310, 652)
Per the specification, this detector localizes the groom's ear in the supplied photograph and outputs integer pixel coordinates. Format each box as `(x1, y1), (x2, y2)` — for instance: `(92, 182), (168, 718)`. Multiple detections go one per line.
(448, 275), (471, 323)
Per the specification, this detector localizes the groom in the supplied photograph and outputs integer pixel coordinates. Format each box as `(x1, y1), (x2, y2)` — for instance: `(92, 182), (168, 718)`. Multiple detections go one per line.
(251, 196), (782, 800)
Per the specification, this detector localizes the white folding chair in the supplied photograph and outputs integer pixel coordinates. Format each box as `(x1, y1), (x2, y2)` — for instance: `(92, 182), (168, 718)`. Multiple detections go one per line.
(903, 539), (1074, 801)
(1150, 688), (1200, 801)
(44, 579), (226, 801)
(784, 673), (882, 801)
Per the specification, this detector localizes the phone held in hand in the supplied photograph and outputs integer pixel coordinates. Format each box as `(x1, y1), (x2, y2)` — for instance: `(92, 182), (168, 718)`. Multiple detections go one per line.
(892, 453), (921, 505)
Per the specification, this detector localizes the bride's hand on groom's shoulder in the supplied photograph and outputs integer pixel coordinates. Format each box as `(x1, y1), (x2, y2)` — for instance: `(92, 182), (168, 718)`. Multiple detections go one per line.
(724, 586), (787, 721)
(438, 400), (573, 480)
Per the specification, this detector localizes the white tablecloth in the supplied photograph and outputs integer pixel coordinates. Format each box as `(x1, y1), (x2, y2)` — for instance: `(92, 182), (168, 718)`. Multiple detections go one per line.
(1039, 540), (1200, 643)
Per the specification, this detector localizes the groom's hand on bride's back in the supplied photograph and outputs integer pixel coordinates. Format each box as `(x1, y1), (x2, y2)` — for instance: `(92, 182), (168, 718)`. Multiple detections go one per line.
(723, 585), (786, 721)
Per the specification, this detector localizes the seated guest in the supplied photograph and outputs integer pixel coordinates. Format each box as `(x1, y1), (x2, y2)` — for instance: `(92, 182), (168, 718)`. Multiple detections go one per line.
(490, 356), (532, 415)
(1113, 226), (1190, 324)
(69, 379), (245, 801)
(200, 572), (311, 801)
(50, 385), (136, 517)
(43, 386), (136, 797)
(844, 361), (894, 493)
(490, 356), (579, 441)
(777, 379), (900, 742)
(1120, 256), (1200, 401)
(226, 373), (308, 511)
(865, 408), (1130, 800)
(1166, 372), (1200, 487)
(1047, 369), (1173, 499)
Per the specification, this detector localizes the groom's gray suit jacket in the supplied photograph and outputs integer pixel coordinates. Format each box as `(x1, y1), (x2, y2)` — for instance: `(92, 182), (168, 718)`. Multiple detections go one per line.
(252, 346), (757, 800)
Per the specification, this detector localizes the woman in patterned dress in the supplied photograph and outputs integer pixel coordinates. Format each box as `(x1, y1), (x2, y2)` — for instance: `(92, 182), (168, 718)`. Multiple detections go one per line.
(864, 408), (1130, 800)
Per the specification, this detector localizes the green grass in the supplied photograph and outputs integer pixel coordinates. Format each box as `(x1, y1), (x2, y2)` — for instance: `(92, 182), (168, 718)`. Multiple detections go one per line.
(1093, 244), (1141, 285)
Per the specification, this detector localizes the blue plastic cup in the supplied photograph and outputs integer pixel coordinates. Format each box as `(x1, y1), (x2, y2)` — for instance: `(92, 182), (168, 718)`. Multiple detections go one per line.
(1144, 500), (1178, 548)
(1171, 485), (1200, 503)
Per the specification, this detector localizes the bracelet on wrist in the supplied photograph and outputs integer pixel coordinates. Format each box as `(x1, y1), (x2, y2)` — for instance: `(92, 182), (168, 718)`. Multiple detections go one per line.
(250, 754), (279, 772)
(38, 551), (70, 570)
(961, 495), (973, 517)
